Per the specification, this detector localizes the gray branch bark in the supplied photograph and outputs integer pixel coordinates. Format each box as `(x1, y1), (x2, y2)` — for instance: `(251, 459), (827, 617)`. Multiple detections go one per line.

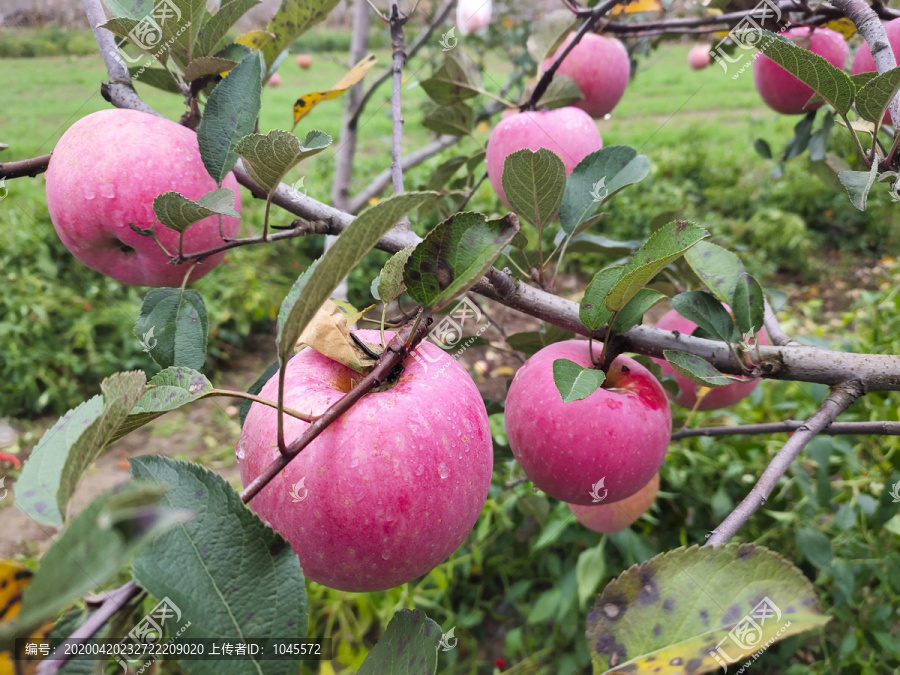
(672, 419), (900, 440)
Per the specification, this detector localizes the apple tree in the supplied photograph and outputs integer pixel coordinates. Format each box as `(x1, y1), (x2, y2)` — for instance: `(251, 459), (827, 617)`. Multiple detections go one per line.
(1, 0), (899, 673)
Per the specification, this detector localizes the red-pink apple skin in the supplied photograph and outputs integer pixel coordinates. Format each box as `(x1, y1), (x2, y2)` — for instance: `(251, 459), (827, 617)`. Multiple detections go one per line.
(296, 54), (313, 69)
(752, 27), (848, 115)
(269, 72), (282, 87)
(237, 330), (493, 593)
(504, 340), (671, 506)
(541, 33), (630, 118)
(45, 109), (241, 287)
(652, 309), (768, 411)
(851, 18), (900, 123)
(688, 45), (711, 70)
(486, 106), (602, 208)
(568, 472), (659, 533)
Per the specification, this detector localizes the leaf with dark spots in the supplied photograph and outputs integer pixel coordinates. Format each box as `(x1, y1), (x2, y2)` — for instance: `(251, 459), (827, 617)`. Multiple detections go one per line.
(358, 609), (440, 675)
(587, 545), (829, 674)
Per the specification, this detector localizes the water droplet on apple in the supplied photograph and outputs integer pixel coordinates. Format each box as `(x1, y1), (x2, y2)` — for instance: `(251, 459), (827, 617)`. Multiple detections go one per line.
(415, 464), (425, 476)
(83, 188), (95, 200)
(350, 457), (359, 468)
(381, 550), (391, 560)
(438, 463), (450, 479)
(100, 182), (116, 199)
(604, 113), (612, 120)
(235, 439), (246, 460)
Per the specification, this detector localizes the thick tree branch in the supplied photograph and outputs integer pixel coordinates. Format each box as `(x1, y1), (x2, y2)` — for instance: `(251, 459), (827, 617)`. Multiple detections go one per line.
(672, 419), (900, 440)
(705, 380), (866, 546)
(347, 0), (455, 129)
(0, 154), (52, 179)
(388, 2), (409, 220)
(832, 0), (900, 127)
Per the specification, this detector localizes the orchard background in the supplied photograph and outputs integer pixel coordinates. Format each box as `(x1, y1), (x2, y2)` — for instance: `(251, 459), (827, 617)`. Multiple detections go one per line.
(0, 0), (899, 674)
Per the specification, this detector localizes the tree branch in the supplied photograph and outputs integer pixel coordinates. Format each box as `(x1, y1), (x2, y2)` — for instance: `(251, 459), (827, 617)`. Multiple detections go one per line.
(388, 1), (409, 228)
(763, 297), (798, 347)
(672, 419), (900, 440)
(0, 154), (52, 179)
(832, 0), (900, 127)
(347, 0), (455, 129)
(705, 380), (866, 546)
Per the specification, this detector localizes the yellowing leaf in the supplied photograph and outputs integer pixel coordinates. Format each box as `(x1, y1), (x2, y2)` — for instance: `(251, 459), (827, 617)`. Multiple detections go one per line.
(611, 0), (662, 15)
(825, 17), (856, 39)
(292, 54), (378, 125)
(296, 299), (381, 372)
(234, 30), (276, 52)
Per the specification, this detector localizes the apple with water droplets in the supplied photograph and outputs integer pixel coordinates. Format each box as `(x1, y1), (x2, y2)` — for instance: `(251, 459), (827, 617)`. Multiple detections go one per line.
(568, 473), (659, 533)
(504, 340), (671, 506)
(486, 106), (602, 208)
(236, 330), (493, 592)
(45, 108), (241, 286)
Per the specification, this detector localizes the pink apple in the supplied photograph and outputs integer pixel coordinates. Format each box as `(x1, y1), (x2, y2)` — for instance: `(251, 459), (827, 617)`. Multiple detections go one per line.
(45, 109), (241, 287)
(296, 54), (312, 69)
(457, 0), (491, 35)
(269, 72), (282, 87)
(541, 33), (630, 118)
(486, 106), (602, 208)
(504, 340), (671, 506)
(569, 472), (659, 533)
(652, 309), (769, 411)
(851, 18), (900, 124)
(237, 330), (493, 592)
(688, 45), (711, 70)
(753, 27), (848, 114)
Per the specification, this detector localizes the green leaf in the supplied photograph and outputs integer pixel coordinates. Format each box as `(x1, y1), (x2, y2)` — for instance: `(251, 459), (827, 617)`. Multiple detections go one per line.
(167, 0), (208, 66)
(782, 111), (816, 163)
(130, 67), (182, 93)
(731, 273), (765, 335)
(552, 358), (606, 402)
(501, 148), (566, 230)
(855, 66), (900, 125)
(850, 71), (878, 90)
(135, 288), (209, 370)
(234, 129), (331, 195)
(559, 146), (651, 236)
(0, 481), (180, 648)
(684, 240), (746, 304)
(15, 372), (147, 526)
(152, 188), (239, 234)
(262, 0), (340, 77)
(182, 56), (238, 82)
(795, 527), (833, 569)
(422, 103), (474, 137)
(538, 74), (584, 110)
(359, 609), (441, 675)
(506, 324), (575, 356)
(130, 456), (307, 674)
(404, 211), (520, 310)
(588, 544), (830, 674)
(606, 221), (707, 312)
(808, 112), (835, 162)
(579, 267), (624, 332)
(576, 541), (606, 608)
(196, 0), (260, 57)
(378, 247), (415, 304)
(109, 367), (213, 445)
(277, 193), (434, 362)
(663, 350), (732, 387)
(752, 29), (854, 115)
(426, 155), (469, 191)
(103, 0), (153, 18)
(556, 231), (641, 255)
(197, 51), (262, 184)
(753, 138), (772, 159)
(610, 289), (666, 334)
(420, 51), (482, 105)
(670, 291), (736, 343)
(839, 157), (880, 211)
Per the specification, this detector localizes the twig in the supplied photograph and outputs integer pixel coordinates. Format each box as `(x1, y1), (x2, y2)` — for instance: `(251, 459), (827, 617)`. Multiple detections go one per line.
(240, 320), (430, 503)
(348, 0), (455, 129)
(35, 581), (143, 675)
(673, 419), (900, 440)
(0, 154), (52, 179)
(705, 380), (866, 546)
(763, 298), (799, 347)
